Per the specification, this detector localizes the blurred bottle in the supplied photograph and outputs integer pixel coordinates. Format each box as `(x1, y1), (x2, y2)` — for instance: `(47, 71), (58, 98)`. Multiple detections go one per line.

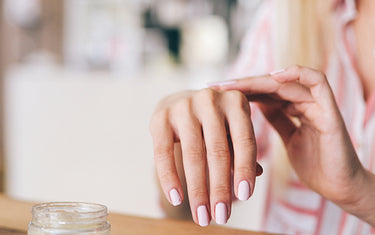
(144, 0), (229, 68)
(4, 0), (41, 29)
(180, 15), (228, 70)
(64, 0), (143, 77)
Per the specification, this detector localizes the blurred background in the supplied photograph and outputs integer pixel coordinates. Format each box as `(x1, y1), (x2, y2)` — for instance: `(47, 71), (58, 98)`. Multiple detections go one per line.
(0, 0), (268, 231)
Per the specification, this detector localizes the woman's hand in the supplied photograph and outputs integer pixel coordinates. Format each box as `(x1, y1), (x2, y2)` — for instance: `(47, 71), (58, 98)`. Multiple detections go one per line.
(149, 89), (261, 226)
(212, 65), (375, 225)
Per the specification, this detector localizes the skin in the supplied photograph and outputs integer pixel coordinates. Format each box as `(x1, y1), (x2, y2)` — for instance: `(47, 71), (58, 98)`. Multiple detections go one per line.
(150, 88), (260, 225)
(150, 0), (375, 227)
(150, 66), (375, 227)
(215, 67), (375, 226)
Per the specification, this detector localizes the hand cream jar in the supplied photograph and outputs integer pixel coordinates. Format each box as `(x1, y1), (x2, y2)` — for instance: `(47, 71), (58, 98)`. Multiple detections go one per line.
(28, 202), (111, 235)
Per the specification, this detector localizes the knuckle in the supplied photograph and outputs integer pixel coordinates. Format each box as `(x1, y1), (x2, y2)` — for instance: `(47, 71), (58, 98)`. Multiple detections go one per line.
(154, 149), (173, 162)
(149, 110), (169, 132)
(189, 186), (207, 200)
(208, 142), (230, 159)
(296, 66), (327, 82)
(213, 185), (231, 197)
(173, 97), (193, 114)
(236, 166), (254, 177)
(303, 68), (326, 80)
(315, 70), (326, 77)
(158, 170), (175, 185)
(291, 65), (329, 85)
(236, 136), (257, 148)
(224, 90), (248, 108)
(198, 88), (217, 99)
(184, 148), (204, 162)
(225, 90), (245, 101)
(315, 71), (328, 82)
(195, 88), (218, 107)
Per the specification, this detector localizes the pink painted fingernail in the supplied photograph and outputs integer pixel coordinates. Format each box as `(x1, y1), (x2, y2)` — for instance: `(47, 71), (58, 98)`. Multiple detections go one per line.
(270, 69), (285, 75)
(207, 80), (237, 87)
(238, 180), (251, 201)
(215, 203), (228, 225)
(197, 205), (210, 227)
(169, 189), (182, 206)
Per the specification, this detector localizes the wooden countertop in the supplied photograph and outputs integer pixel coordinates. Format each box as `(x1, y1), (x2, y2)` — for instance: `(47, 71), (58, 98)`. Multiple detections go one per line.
(0, 194), (271, 235)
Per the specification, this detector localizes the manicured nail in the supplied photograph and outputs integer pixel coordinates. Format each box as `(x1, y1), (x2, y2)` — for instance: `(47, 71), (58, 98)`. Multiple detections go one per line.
(215, 203), (228, 225)
(197, 205), (210, 227)
(238, 180), (251, 201)
(169, 189), (182, 206)
(207, 80), (237, 87)
(270, 69), (285, 75)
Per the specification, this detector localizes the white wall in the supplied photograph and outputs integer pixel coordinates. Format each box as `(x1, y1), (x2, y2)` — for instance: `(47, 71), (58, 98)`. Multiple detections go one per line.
(4, 63), (267, 231)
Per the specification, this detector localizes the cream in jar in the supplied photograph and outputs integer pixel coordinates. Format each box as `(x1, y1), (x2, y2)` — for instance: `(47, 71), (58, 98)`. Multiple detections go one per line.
(28, 202), (111, 235)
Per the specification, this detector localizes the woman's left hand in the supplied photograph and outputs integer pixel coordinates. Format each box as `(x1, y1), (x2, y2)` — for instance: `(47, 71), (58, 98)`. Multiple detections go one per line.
(211, 65), (375, 225)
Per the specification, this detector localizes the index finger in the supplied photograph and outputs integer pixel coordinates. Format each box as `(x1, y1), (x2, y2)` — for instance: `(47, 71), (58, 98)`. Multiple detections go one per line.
(269, 66), (337, 108)
(208, 75), (314, 104)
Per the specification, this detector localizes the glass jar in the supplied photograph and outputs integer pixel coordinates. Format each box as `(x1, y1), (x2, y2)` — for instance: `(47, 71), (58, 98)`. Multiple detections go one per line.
(28, 202), (111, 235)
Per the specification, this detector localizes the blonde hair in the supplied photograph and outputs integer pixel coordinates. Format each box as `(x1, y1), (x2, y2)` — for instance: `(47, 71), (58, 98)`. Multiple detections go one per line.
(274, 0), (332, 69)
(271, 0), (334, 195)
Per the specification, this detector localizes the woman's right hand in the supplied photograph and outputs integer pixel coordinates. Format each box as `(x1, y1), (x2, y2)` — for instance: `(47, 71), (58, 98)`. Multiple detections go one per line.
(149, 89), (260, 226)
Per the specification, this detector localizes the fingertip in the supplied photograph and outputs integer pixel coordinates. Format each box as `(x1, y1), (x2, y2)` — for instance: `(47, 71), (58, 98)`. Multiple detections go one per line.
(197, 205), (211, 227)
(215, 202), (228, 225)
(169, 188), (182, 206)
(237, 180), (252, 201)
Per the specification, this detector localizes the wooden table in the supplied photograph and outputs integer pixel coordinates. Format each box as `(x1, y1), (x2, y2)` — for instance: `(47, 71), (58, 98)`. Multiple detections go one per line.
(0, 194), (270, 235)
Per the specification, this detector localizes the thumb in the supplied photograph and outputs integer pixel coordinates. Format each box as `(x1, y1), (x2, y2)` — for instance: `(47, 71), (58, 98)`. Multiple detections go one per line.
(257, 103), (297, 145)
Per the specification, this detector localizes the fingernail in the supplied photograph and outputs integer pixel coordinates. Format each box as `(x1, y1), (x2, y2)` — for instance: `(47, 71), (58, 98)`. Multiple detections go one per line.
(270, 69), (285, 75)
(215, 203), (228, 225)
(197, 205), (210, 227)
(238, 180), (251, 201)
(169, 189), (182, 206)
(207, 80), (237, 87)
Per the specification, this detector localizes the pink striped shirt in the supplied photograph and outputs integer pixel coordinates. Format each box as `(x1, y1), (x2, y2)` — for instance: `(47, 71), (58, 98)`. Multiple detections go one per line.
(230, 0), (375, 234)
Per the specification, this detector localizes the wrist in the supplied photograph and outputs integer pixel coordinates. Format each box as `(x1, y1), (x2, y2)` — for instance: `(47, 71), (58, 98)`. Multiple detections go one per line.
(340, 169), (375, 226)
(361, 171), (375, 225)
